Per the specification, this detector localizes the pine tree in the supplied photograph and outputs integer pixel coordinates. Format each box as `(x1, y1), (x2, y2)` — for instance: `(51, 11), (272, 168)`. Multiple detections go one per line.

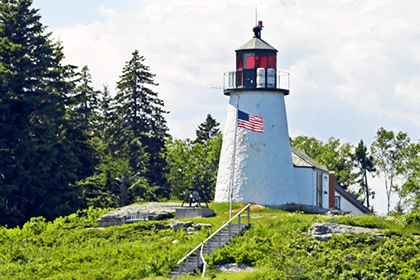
(66, 65), (100, 133)
(0, 0), (87, 226)
(95, 85), (114, 137)
(195, 113), (220, 144)
(353, 140), (376, 209)
(113, 50), (169, 197)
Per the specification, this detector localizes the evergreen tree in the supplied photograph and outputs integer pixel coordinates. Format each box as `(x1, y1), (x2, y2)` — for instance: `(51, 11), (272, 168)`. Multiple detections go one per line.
(94, 85), (114, 137)
(113, 50), (169, 197)
(79, 84), (154, 208)
(195, 113), (220, 144)
(66, 65), (100, 134)
(0, 0), (86, 226)
(64, 65), (99, 180)
(353, 140), (376, 209)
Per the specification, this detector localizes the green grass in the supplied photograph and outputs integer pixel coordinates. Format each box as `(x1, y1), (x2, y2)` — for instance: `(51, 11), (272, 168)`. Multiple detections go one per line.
(1, 203), (420, 279)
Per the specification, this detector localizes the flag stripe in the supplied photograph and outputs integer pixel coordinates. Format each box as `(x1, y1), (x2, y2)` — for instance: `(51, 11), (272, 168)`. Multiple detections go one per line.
(237, 110), (264, 133)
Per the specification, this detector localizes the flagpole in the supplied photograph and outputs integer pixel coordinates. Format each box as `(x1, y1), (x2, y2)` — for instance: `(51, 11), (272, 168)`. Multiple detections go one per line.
(229, 94), (240, 219)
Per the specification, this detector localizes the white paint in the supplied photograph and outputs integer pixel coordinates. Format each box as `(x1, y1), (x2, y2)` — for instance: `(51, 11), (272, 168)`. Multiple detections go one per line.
(335, 192), (365, 215)
(215, 91), (296, 205)
(214, 89), (332, 207)
(294, 167), (317, 206)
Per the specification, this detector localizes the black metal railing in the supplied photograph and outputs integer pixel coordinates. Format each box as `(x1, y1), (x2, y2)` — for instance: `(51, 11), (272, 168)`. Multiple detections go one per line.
(223, 70), (290, 93)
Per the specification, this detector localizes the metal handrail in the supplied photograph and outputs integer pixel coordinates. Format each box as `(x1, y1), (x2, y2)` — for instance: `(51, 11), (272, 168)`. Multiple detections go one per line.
(177, 203), (252, 266)
(200, 243), (206, 278)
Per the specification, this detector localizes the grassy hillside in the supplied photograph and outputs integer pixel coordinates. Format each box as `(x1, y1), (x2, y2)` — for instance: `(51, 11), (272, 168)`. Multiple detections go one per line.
(1, 204), (420, 279)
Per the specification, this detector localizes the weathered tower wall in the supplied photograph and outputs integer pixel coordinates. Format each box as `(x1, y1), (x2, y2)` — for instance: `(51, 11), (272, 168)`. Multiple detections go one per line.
(214, 91), (298, 205)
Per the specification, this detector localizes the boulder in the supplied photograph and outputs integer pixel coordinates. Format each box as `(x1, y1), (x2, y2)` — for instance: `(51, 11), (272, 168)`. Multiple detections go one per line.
(96, 202), (181, 227)
(309, 221), (385, 242)
(152, 223), (171, 230)
(217, 263), (253, 273)
(170, 221), (194, 230)
(267, 204), (329, 214)
(194, 223), (212, 231)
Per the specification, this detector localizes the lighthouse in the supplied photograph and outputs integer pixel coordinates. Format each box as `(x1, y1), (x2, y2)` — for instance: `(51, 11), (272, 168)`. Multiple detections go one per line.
(214, 22), (297, 206)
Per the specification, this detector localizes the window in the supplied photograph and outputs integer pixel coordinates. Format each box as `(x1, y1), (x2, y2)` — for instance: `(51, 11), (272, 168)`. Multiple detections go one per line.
(244, 54), (270, 69)
(237, 54), (243, 69)
(244, 53), (255, 69)
(269, 55), (275, 68)
(237, 53), (243, 86)
(335, 196), (341, 209)
(260, 56), (268, 68)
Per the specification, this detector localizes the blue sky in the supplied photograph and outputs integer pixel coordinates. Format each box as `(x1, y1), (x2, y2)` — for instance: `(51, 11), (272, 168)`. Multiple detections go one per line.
(31, 0), (420, 214)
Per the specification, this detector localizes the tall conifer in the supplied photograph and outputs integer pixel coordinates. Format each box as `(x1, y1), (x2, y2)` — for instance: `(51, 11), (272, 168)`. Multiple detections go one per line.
(0, 0), (86, 225)
(113, 50), (169, 196)
(195, 113), (220, 144)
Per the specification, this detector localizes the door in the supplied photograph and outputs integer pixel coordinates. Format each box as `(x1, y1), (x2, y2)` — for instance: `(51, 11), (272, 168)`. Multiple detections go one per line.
(317, 173), (323, 207)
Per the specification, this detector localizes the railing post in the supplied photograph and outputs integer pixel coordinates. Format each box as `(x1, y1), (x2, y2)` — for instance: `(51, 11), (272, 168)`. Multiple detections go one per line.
(186, 258), (189, 271)
(228, 222), (231, 238)
(238, 213), (241, 229)
(218, 232), (221, 248)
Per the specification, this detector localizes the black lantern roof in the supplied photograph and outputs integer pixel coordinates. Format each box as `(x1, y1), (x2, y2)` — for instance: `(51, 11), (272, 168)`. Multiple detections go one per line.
(235, 37), (277, 52)
(235, 23), (277, 52)
(223, 22), (290, 96)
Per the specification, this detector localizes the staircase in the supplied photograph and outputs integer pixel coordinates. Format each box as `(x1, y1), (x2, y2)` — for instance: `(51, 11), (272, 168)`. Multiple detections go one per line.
(167, 204), (252, 278)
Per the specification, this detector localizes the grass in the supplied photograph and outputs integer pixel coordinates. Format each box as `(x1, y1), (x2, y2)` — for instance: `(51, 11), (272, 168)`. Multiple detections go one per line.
(1, 203), (420, 279)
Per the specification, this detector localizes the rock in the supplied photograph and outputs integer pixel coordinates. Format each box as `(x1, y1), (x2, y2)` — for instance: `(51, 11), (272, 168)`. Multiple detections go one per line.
(309, 221), (386, 242)
(96, 202), (181, 227)
(170, 221), (194, 230)
(194, 223), (212, 231)
(152, 223), (170, 230)
(327, 209), (351, 216)
(266, 204), (329, 214)
(96, 216), (124, 227)
(175, 207), (215, 220)
(172, 240), (179, 244)
(250, 214), (262, 219)
(217, 263), (253, 273)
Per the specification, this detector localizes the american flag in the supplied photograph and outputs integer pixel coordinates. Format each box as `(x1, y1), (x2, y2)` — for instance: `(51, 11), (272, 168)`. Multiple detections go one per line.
(237, 110), (264, 133)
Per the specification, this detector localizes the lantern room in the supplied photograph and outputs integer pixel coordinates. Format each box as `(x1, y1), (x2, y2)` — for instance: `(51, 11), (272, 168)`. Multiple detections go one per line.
(223, 22), (290, 96)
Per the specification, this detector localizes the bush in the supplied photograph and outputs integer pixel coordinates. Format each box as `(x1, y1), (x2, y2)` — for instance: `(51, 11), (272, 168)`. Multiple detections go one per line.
(403, 212), (420, 226)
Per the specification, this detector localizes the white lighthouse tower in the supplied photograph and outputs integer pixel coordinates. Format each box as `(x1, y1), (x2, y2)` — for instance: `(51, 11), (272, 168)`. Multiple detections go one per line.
(214, 22), (297, 206)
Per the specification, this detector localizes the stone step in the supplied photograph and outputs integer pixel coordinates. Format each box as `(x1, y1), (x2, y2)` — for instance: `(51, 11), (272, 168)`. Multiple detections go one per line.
(167, 222), (251, 278)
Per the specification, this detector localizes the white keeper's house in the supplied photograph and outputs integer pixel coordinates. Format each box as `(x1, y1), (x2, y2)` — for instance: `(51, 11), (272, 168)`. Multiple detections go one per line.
(214, 22), (370, 215)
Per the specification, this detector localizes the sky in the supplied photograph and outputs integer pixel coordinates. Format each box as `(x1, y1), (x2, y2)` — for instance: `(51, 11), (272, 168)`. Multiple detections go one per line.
(31, 0), (420, 215)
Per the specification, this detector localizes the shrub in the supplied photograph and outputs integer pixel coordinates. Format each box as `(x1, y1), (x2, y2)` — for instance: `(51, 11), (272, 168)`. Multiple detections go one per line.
(403, 212), (420, 226)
